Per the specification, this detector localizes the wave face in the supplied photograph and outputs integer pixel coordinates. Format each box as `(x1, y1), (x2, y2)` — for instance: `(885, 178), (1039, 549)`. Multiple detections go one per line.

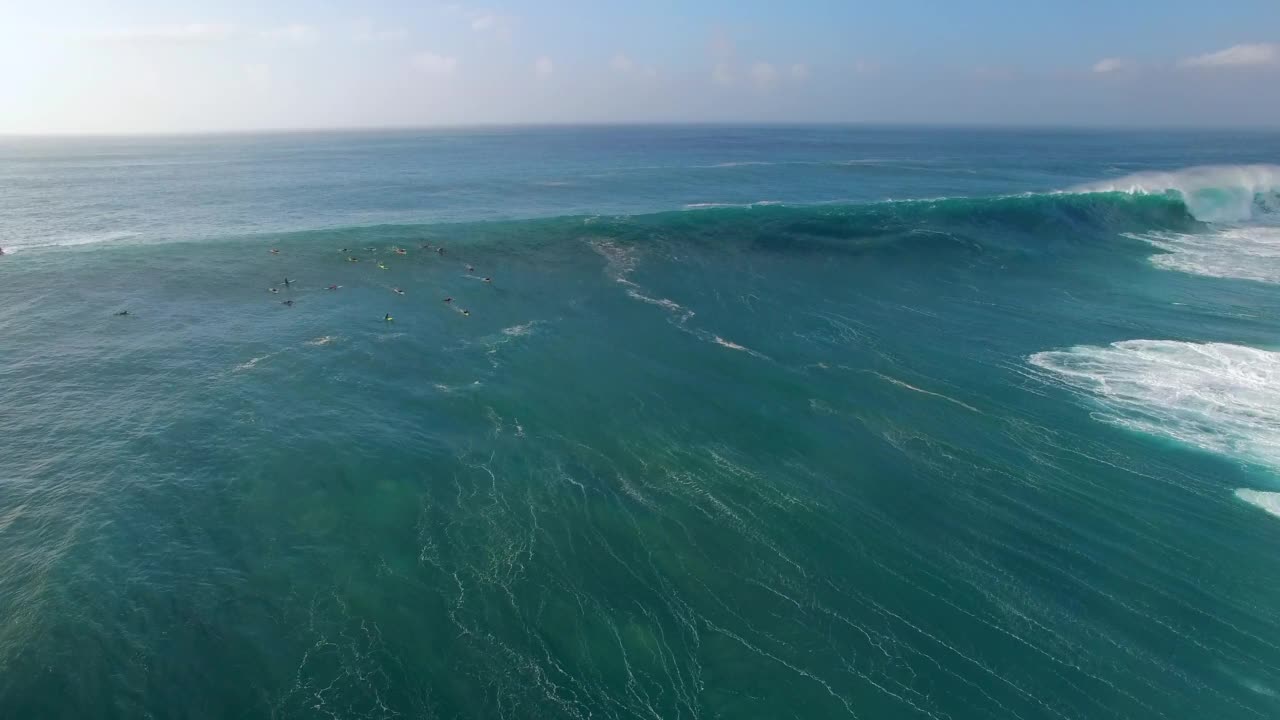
(9, 163), (1274, 271)
(586, 190), (1203, 264)
(1071, 164), (1280, 222)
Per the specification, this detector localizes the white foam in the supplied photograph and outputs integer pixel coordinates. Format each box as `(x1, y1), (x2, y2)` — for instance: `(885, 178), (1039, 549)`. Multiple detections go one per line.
(590, 239), (638, 284)
(234, 354), (273, 371)
(1235, 489), (1280, 520)
(683, 200), (782, 210)
(867, 371), (982, 414)
(1, 230), (140, 254)
(1030, 340), (1280, 468)
(500, 322), (539, 337)
(305, 335), (338, 346)
(1070, 164), (1280, 222)
(713, 336), (749, 352)
(1127, 226), (1280, 284)
(697, 330), (769, 360)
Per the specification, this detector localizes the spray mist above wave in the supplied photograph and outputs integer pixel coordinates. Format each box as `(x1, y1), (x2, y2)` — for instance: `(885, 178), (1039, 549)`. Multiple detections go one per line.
(1069, 164), (1280, 223)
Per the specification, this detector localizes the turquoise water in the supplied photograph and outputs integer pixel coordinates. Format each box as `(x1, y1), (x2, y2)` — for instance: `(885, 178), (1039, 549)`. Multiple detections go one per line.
(3, 127), (1280, 719)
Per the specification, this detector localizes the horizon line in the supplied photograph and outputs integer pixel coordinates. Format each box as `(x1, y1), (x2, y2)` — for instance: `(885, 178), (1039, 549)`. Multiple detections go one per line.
(3, 119), (1280, 139)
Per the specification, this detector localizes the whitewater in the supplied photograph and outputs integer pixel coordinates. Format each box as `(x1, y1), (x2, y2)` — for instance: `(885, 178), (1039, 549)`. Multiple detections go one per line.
(2, 126), (1280, 720)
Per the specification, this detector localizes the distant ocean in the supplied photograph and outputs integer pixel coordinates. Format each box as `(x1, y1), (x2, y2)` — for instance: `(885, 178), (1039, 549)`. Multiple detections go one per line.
(2, 126), (1280, 719)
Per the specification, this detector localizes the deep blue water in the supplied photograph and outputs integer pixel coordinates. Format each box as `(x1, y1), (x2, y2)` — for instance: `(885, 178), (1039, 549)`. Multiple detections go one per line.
(2, 126), (1280, 719)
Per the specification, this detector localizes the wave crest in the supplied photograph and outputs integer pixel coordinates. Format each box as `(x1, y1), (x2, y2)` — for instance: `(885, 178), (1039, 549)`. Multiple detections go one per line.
(1070, 164), (1280, 223)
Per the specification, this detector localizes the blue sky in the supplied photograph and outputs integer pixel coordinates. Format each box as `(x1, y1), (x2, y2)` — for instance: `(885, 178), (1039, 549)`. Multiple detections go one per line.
(3, 0), (1278, 133)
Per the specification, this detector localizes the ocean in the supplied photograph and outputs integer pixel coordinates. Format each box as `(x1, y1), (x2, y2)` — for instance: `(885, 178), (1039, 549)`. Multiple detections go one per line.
(1, 126), (1279, 719)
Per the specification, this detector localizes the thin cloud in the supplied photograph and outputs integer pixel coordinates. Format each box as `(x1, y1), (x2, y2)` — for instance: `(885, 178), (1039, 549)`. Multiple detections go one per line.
(535, 56), (554, 77)
(470, 11), (517, 37)
(260, 24), (318, 44)
(973, 64), (1017, 80)
(1179, 43), (1279, 68)
(1092, 57), (1135, 74)
(611, 53), (658, 81)
(751, 62), (779, 90)
(242, 63), (271, 92)
(411, 51), (459, 75)
(712, 62), (734, 86)
(709, 28), (736, 86)
(853, 59), (881, 76)
(76, 23), (236, 43)
(610, 54), (635, 73)
(435, 4), (517, 38)
(353, 19), (407, 43)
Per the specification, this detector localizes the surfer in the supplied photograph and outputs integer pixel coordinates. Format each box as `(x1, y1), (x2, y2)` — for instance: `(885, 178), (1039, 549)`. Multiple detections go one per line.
(393, 287), (405, 295)
(384, 313), (394, 322)
(443, 297), (453, 303)
(326, 284), (340, 290)
(282, 300), (294, 307)
(283, 277), (292, 288)
(270, 248), (280, 255)
(467, 265), (474, 272)
(270, 288), (279, 294)
(114, 310), (129, 316)
(462, 309), (470, 316)
(482, 277), (492, 283)
(377, 262), (388, 270)
(436, 247), (446, 255)
(347, 256), (359, 262)
(394, 248), (407, 255)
